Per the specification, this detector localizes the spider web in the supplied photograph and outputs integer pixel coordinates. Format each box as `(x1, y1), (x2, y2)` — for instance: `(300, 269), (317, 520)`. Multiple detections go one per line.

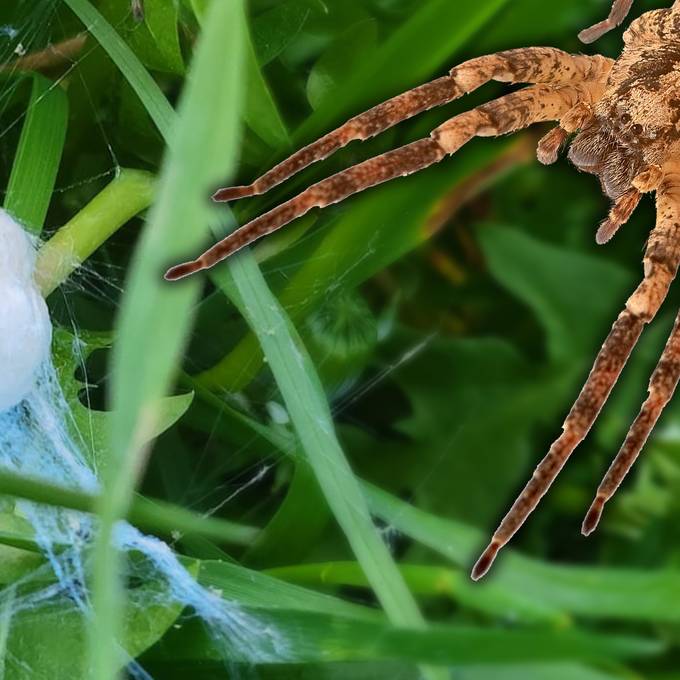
(0, 2), (294, 677)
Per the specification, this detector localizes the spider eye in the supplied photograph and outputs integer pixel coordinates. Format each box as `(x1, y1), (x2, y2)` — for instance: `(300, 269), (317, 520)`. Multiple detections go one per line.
(620, 112), (631, 124)
(631, 123), (643, 135)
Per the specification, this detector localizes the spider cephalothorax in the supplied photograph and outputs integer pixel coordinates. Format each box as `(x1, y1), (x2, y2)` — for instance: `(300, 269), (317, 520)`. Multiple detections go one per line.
(167, 2), (680, 579)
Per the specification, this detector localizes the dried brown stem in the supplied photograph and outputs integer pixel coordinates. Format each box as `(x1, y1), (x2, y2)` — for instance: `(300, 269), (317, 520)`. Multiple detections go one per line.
(0, 34), (86, 74)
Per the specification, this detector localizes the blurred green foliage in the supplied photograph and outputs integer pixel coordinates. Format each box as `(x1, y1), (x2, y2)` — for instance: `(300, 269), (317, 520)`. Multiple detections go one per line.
(4, 0), (680, 677)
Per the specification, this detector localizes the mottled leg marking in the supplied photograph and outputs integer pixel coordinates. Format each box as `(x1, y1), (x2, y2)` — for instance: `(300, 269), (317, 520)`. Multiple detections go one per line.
(435, 83), (603, 154)
(167, 83), (602, 280)
(472, 172), (680, 580)
(213, 50), (612, 202)
(578, 0), (634, 43)
(583, 312), (680, 535)
(165, 139), (447, 279)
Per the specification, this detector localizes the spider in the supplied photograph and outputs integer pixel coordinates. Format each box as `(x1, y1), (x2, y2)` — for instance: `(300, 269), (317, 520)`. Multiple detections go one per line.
(166, 2), (680, 579)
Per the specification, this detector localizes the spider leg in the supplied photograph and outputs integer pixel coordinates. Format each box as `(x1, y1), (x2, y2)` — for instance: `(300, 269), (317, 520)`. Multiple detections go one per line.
(214, 50), (612, 202)
(578, 0), (634, 44)
(472, 169), (680, 580)
(583, 313), (680, 535)
(583, 171), (680, 534)
(167, 83), (603, 280)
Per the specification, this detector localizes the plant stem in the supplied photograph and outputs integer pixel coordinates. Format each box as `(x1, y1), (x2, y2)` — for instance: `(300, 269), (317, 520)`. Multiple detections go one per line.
(0, 468), (257, 546)
(35, 169), (156, 296)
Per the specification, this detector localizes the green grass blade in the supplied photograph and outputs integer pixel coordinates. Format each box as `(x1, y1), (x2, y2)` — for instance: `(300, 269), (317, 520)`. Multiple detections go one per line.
(265, 561), (566, 625)
(213, 256), (425, 628)
(295, 0), (510, 143)
(4, 73), (67, 233)
(62, 0), (174, 139)
(366, 484), (680, 625)
(147, 612), (661, 666)
(61, 0), (246, 676)
(194, 559), (382, 621)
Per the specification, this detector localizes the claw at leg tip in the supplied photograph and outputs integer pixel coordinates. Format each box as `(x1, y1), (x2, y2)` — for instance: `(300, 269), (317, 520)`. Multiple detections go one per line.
(582, 496), (605, 536)
(212, 185), (255, 202)
(164, 261), (200, 281)
(471, 540), (502, 581)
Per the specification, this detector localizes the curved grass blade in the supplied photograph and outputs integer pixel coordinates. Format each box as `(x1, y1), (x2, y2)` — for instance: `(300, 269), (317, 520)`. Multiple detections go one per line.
(146, 611), (661, 666)
(62, 0), (174, 139)
(58, 0), (247, 676)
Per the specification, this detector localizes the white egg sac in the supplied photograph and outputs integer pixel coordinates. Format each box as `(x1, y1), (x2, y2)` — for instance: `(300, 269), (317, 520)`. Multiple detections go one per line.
(0, 210), (52, 411)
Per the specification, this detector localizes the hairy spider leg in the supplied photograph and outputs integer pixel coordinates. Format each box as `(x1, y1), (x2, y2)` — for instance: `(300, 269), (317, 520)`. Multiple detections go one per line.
(583, 172), (680, 534)
(583, 316), (680, 534)
(166, 82), (603, 280)
(213, 50), (612, 202)
(472, 169), (680, 581)
(579, 0), (634, 43)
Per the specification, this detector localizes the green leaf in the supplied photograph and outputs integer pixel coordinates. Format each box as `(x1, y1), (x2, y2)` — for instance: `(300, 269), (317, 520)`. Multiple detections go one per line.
(251, 0), (311, 66)
(370, 333), (552, 524)
(52, 329), (193, 473)
(479, 225), (632, 361)
(195, 558), (381, 621)
(4, 561), (196, 679)
(192, 1), (290, 161)
(306, 20), (378, 110)
(265, 561), (565, 625)
(58, 1), (247, 676)
(146, 611), (661, 666)
(212, 254), (426, 628)
(0, 467), (258, 549)
(0, 514), (42, 585)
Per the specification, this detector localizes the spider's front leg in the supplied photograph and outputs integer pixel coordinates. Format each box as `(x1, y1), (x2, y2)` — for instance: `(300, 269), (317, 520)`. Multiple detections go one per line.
(578, 0), (634, 43)
(166, 81), (606, 280)
(472, 168), (680, 581)
(213, 49), (612, 202)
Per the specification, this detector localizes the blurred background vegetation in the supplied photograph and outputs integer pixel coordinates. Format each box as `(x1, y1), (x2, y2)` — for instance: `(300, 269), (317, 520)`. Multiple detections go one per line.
(4, 0), (680, 677)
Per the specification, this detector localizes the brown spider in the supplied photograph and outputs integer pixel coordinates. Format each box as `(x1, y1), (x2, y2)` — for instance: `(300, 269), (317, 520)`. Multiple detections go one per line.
(166, 3), (680, 579)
